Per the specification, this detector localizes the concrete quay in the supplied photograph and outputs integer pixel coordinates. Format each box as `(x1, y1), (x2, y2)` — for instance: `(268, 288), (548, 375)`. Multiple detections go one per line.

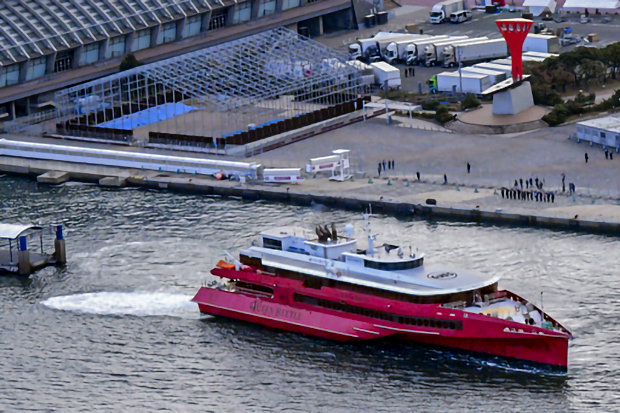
(1, 152), (620, 236)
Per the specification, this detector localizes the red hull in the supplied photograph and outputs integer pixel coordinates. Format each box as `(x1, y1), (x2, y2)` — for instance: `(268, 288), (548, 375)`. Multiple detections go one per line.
(192, 280), (570, 370)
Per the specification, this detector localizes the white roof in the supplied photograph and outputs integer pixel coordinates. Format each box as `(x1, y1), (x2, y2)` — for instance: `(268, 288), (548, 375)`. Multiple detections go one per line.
(0, 224), (39, 239)
(578, 115), (620, 133)
(438, 72), (488, 79)
(461, 67), (505, 76)
(563, 0), (619, 8)
(523, 0), (556, 15)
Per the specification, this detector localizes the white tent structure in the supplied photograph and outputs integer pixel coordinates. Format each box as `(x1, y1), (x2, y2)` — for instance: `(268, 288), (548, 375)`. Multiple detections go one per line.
(523, 0), (557, 16)
(562, 0), (620, 9)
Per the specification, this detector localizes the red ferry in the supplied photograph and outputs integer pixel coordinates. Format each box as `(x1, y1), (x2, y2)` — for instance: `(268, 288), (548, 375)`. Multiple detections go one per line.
(192, 218), (572, 371)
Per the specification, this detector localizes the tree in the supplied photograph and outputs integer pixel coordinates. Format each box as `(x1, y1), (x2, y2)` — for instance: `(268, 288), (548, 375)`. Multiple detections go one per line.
(119, 54), (143, 72)
(551, 67), (573, 93)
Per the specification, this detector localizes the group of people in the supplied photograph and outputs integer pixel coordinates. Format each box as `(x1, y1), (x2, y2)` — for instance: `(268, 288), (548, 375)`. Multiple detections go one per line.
(377, 159), (396, 176)
(513, 177), (544, 191)
(501, 187), (556, 203)
(404, 67), (415, 78)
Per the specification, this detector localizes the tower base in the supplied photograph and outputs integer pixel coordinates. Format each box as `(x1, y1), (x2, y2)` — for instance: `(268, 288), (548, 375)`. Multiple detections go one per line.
(492, 82), (534, 115)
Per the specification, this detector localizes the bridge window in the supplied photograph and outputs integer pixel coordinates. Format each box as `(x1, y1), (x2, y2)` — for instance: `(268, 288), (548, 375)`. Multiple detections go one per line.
(209, 9), (228, 31)
(364, 257), (423, 271)
(262, 237), (282, 250)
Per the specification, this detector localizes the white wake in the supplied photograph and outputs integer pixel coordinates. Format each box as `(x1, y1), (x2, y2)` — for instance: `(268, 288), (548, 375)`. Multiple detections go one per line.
(41, 291), (197, 318)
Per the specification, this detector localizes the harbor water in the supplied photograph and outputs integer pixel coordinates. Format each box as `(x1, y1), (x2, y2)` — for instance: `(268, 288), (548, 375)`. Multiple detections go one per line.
(0, 176), (618, 412)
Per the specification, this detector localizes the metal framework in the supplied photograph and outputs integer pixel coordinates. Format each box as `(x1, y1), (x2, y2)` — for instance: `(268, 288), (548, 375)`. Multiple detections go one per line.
(54, 27), (363, 143)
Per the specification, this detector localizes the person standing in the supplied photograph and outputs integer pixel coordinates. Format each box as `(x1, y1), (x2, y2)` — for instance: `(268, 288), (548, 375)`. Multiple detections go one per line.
(382, 160), (386, 171)
(444, 174), (448, 184)
(585, 153), (589, 163)
(392, 159), (395, 169)
(611, 152), (614, 160)
(416, 171), (420, 181)
(605, 150), (609, 160)
(467, 162), (471, 174)
(501, 188), (505, 198)
(561, 173), (566, 192)
(529, 178), (533, 187)
(378, 163), (382, 176)
(519, 178), (523, 189)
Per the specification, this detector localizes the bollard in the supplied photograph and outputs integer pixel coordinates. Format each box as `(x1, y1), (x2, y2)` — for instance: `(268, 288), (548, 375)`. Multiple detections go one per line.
(456, 186), (460, 191)
(474, 188), (479, 193)
(368, 178), (374, 184)
(177, 169), (181, 174)
(158, 167), (163, 172)
(54, 225), (66, 265)
(387, 180), (392, 186)
(405, 181), (409, 187)
(494, 190), (498, 195)
(573, 196), (576, 202)
(17, 236), (30, 275)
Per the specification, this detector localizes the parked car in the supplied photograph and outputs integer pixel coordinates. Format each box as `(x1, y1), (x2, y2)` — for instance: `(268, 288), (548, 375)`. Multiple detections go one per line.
(450, 10), (472, 24)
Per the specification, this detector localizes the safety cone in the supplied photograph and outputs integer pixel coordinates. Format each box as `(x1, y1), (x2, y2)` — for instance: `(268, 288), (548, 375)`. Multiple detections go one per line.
(405, 181), (409, 187)
(573, 196), (576, 202)
(493, 189), (498, 195)
(456, 186), (460, 191)
(158, 167), (162, 172)
(387, 180), (392, 186)
(474, 188), (479, 193)
(177, 169), (181, 174)
(368, 178), (374, 184)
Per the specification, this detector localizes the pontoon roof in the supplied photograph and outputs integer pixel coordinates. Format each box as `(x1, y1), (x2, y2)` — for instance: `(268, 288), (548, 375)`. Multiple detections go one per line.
(0, 224), (41, 240)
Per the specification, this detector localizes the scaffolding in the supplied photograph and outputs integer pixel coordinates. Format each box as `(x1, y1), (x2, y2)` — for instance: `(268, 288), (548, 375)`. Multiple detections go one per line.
(54, 27), (363, 147)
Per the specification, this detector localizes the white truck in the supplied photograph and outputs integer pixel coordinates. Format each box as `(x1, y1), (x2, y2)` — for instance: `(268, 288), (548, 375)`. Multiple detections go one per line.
(523, 34), (560, 54)
(348, 32), (399, 62)
(371, 62), (402, 91)
(442, 38), (508, 67)
(459, 67), (506, 85)
(346, 60), (375, 86)
(430, 0), (465, 24)
(434, 72), (492, 94)
(423, 37), (487, 67)
(376, 34), (423, 61)
(398, 35), (452, 66)
(384, 35), (431, 64)
(473, 62), (512, 77)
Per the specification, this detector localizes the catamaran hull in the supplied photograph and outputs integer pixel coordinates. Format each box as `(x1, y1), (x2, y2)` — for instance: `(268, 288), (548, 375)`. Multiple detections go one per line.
(192, 287), (569, 371)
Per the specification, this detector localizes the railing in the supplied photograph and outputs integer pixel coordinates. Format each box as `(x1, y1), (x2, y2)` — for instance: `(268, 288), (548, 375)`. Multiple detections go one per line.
(1, 109), (57, 134)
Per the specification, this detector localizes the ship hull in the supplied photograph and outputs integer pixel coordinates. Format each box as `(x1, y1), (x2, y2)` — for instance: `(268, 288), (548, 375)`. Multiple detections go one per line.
(192, 286), (570, 371)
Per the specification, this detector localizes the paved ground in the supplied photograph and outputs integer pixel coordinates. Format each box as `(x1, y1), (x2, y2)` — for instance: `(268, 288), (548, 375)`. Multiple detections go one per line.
(250, 118), (620, 201)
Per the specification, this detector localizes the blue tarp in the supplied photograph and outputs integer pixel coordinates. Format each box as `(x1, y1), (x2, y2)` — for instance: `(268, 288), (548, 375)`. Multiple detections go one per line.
(98, 102), (197, 130)
(223, 118), (285, 138)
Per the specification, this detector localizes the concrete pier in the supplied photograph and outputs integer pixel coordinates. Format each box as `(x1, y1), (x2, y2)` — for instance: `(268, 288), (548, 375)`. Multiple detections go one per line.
(36, 171), (70, 184)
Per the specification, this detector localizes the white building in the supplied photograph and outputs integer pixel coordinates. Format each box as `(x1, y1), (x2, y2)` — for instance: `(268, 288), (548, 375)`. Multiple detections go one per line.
(576, 115), (620, 148)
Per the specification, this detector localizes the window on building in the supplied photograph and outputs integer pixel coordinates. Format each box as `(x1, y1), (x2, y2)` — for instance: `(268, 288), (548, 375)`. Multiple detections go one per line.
(25, 56), (47, 81)
(209, 9), (227, 31)
(79, 42), (100, 66)
(0, 64), (20, 88)
(156, 22), (177, 45)
(258, 0), (276, 17)
(600, 131), (606, 138)
(54, 51), (74, 73)
(233, 2), (252, 24)
(106, 36), (126, 59)
(131, 29), (151, 52)
(282, 0), (301, 10)
(182, 14), (203, 37)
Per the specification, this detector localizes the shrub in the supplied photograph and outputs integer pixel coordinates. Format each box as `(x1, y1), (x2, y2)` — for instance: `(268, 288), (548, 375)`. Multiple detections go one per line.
(575, 92), (595, 104)
(542, 103), (569, 126)
(531, 87), (563, 106)
(461, 94), (481, 110)
(434, 106), (455, 124)
(421, 100), (440, 111)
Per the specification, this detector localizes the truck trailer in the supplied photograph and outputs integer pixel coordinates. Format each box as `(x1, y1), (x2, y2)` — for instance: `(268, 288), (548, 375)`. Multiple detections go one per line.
(523, 34), (560, 54)
(390, 35), (454, 66)
(371, 62), (402, 90)
(430, 0), (465, 24)
(459, 67), (506, 85)
(423, 37), (487, 67)
(430, 72), (492, 94)
(348, 32), (405, 62)
(384, 35), (431, 63)
(442, 38), (508, 67)
(472, 62), (512, 77)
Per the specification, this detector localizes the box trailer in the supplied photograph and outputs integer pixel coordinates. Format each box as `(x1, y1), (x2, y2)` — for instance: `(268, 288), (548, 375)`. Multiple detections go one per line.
(370, 62), (402, 90)
(523, 34), (560, 54)
(423, 37), (487, 67)
(432, 72), (492, 94)
(473, 62), (513, 77)
(443, 39), (508, 67)
(460, 67), (507, 85)
(346, 60), (375, 86)
(430, 0), (465, 24)
(376, 34), (424, 61)
(384, 35), (431, 63)
(393, 35), (453, 66)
